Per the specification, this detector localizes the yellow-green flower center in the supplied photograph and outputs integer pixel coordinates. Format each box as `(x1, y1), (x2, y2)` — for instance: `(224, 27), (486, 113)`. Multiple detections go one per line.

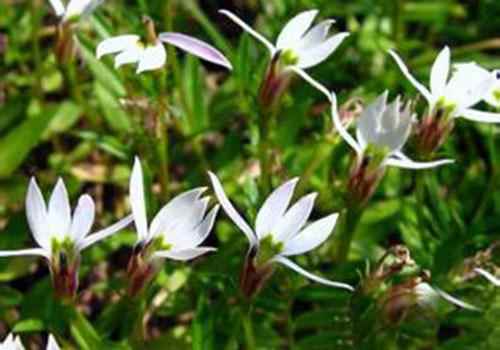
(256, 235), (283, 266)
(280, 49), (299, 66)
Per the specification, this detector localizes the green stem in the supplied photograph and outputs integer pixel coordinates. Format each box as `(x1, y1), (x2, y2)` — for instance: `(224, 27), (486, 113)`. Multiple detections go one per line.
(241, 306), (256, 350)
(332, 206), (363, 263)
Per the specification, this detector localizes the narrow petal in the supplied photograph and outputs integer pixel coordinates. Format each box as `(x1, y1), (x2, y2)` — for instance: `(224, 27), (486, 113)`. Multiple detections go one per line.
(219, 9), (275, 54)
(47, 335), (61, 350)
(276, 10), (319, 50)
(290, 67), (331, 99)
(460, 108), (500, 123)
(0, 248), (47, 258)
(388, 50), (433, 104)
(96, 35), (141, 59)
(273, 256), (354, 291)
(48, 0), (66, 17)
(273, 193), (317, 243)
(330, 92), (363, 155)
(48, 178), (72, 240)
(159, 32), (232, 70)
(296, 32), (349, 69)
(70, 194), (95, 245)
(430, 46), (450, 97)
(186, 205), (220, 249)
(357, 91), (389, 149)
(385, 156), (454, 169)
(136, 42), (167, 74)
(475, 268), (500, 287)
(433, 286), (480, 311)
(130, 157), (149, 242)
(26, 178), (50, 251)
(153, 247), (216, 261)
(282, 213), (338, 256)
(114, 46), (142, 68)
(78, 214), (134, 251)
(297, 20), (335, 50)
(207, 172), (257, 247)
(255, 178), (299, 240)
(64, 0), (103, 20)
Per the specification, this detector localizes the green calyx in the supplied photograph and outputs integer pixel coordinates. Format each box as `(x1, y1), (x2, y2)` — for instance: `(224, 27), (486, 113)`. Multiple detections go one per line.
(434, 97), (457, 120)
(364, 144), (391, 170)
(280, 49), (299, 66)
(256, 235), (283, 266)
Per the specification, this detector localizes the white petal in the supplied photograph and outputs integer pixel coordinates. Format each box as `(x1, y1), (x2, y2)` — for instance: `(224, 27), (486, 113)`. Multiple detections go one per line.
(460, 108), (500, 123)
(388, 49), (433, 104)
(273, 255), (354, 291)
(26, 178), (50, 251)
(48, 178), (72, 240)
(130, 157), (149, 242)
(296, 32), (349, 69)
(153, 247), (216, 261)
(296, 20), (335, 50)
(69, 194), (95, 245)
(273, 193), (317, 243)
(96, 35), (141, 59)
(0, 248), (48, 258)
(64, 0), (102, 20)
(291, 67), (331, 99)
(149, 188), (207, 240)
(255, 178), (299, 240)
(219, 10), (275, 54)
(331, 92), (363, 154)
(207, 172), (257, 247)
(475, 268), (500, 287)
(136, 42), (167, 74)
(47, 335), (61, 350)
(282, 213), (338, 256)
(430, 46), (450, 98)
(185, 205), (220, 248)
(385, 152), (454, 169)
(276, 10), (318, 50)
(357, 91), (388, 149)
(433, 286), (480, 311)
(114, 46), (143, 68)
(48, 0), (66, 17)
(78, 214), (134, 250)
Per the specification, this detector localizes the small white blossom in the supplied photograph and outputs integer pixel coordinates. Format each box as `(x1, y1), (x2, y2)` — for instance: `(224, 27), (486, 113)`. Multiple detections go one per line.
(129, 157), (218, 261)
(48, 0), (103, 22)
(415, 283), (479, 311)
(219, 9), (348, 72)
(389, 46), (500, 123)
(96, 32), (232, 74)
(0, 178), (132, 260)
(475, 268), (500, 287)
(454, 63), (500, 109)
(208, 172), (353, 291)
(0, 333), (24, 350)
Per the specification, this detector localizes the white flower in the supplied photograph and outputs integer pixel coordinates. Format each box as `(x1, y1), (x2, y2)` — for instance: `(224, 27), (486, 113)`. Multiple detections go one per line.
(389, 46), (500, 123)
(208, 171), (353, 291)
(96, 32), (232, 74)
(48, 0), (103, 22)
(46, 335), (60, 350)
(129, 157), (218, 261)
(298, 72), (453, 170)
(219, 9), (349, 71)
(454, 63), (500, 109)
(415, 283), (479, 311)
(0, 333), (24, 350)
(0, 178), (133, 260)
(475, 268), (500, 287)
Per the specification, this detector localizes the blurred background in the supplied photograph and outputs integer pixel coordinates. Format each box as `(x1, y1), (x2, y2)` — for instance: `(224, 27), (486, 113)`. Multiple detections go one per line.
(1, 0), (500, 349)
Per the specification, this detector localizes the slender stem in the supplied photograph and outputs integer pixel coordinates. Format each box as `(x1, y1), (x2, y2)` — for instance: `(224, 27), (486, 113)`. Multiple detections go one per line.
(332, 206), (362, 263)
(241, 306), (256, 350)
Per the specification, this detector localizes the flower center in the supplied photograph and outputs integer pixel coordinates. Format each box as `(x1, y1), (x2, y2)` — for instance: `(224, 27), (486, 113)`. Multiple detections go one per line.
(363, 144), (391, 169)
(280, 49), (299, 66)
(256, 235), (283, 266)
(435, 97), (457, 120)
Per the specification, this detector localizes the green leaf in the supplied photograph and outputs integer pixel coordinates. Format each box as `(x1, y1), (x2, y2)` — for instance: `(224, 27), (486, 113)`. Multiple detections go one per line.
(94, 82), (132, 133)
(13, 318), (45, 332)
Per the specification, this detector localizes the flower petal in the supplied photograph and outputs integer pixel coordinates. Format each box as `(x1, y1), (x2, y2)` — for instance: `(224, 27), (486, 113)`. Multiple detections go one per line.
(159, 32), (232, 70)
(296, 32), (349, 69)
(297, 20), (335, 50)
(48, 178), (72, 241)
(433, 286), (480, 311)
(475, 268), (500, 287)
(114, 46), (142, 68)
(96, 35), (141, 59)
(207, 171), (257, 247)
(47, 334), (61, 350)
(388, 49), (433, 104)
(48, 0), (66, 17)
(282, 213), (338, 256)
(460, 108), (500, 123)
(430, 46), (450, 98)
(26, 178), (50, 251)
(186, 205), (220, 249)
(219, 9), (275, 54)
(273, 192), (317, 243)
(273, 256), (354, 291)
(356, 91), (388, 150)
(0, 248), (47, 258)
(70, 194), (95, 245)
(255, 178), (299, 240)
(385, 152), (454, 169)
(130, 157), (149, 242)
(78, 214), (133, 250)
(330, 92), (362, 154)
(153, 247), (216, 261)
(276, 10), (318, 50)
(136, 42), (167, 74)
(64, 0), (103, 20)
